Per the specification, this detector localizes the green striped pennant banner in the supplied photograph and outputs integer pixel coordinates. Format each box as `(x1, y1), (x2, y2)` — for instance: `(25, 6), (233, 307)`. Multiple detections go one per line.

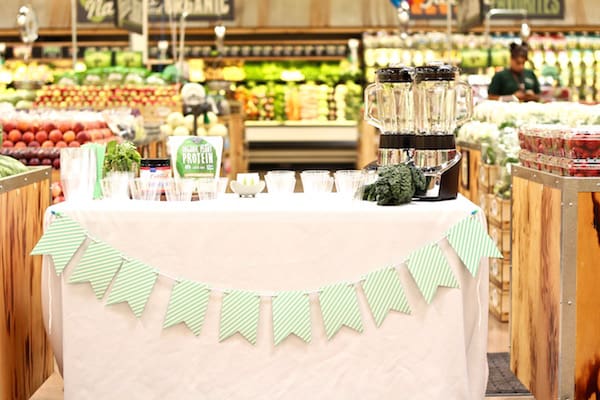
(319, 283), (363, 340)
(68, 241), (123, 299)
(106, 259), (158, 318)
(446, 215), (503, 277)
(272, 291), (311, 345)
(362, 267), (410, 327)
(407, 243), (459, 304)
(30, 215), (87, 275)
(219, 290), (260, 345)
(163, 280), (210, 336)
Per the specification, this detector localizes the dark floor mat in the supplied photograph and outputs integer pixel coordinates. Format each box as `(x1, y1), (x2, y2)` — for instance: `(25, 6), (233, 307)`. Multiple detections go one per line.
(486, 352), (531, 395)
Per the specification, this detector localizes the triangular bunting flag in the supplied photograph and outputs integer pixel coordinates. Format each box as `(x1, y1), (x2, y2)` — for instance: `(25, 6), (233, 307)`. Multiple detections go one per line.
(272, 291), (311, 345)
(447, 215), (503, 276)
(68, 241), (123, 299)
(319, 283), (363, 340)
(362, 267), (410, 327)
(219, 290), (260, 345)
(106, 260), (158, 318)
(30, 215), (87, 275)
(163, 280), (210, 336)
(407, 243), (459, 304)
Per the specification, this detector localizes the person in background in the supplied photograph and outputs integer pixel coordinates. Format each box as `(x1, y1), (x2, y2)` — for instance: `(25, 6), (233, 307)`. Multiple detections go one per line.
(488, 42), (540, 102)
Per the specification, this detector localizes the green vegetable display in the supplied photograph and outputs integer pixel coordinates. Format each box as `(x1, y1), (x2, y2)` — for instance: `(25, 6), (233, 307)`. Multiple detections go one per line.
(362, 164), (426, 206)
(0, 154), (29, 178)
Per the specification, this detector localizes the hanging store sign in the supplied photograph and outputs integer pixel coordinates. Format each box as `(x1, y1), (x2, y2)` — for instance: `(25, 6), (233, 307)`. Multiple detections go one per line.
(409, 0), (457, 19)
(77, 0), (235, 24)
(479, 0), (564, 19)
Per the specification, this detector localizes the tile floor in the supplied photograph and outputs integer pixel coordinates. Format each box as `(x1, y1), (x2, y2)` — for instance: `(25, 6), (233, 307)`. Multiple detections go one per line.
(30, 314), (534, 400)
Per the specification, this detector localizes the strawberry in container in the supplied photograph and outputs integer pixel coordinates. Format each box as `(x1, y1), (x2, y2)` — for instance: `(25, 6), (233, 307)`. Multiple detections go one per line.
(565, 159), (600, 177)
(564, 126), (600, 159)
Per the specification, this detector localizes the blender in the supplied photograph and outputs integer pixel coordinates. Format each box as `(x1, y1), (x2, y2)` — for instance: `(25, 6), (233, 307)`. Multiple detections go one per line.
(412, 63), (472, 200)
(364, 63), (473, 201)
(364, 67), (415, 166)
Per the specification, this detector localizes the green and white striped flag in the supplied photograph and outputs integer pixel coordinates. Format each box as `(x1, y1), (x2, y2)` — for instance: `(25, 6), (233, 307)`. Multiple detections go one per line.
(272, 291), (311, 345)
(163, 280), (210, 336)
(219, 290), (260, 345)
(362, 267), (410, 327)
(31, 215), (87, 275)
(68, 241), (123, 299)
(319, 283), (363, 340)
(447, 215), (503, 276)
(407, 243), (459, 304)
(106, 259), (158, 318)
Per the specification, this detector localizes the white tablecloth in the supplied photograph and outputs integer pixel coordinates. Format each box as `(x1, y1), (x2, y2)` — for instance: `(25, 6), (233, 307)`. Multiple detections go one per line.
(42, 194), (488, 400)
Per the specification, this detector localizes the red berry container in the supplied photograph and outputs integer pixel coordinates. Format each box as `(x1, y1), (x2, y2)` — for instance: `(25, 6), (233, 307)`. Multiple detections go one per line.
(561, 158), (600, 177)
(564, 126), (600, 159)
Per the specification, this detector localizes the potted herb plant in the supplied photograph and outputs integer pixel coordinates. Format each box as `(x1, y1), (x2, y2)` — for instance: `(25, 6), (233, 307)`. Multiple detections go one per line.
(102, 140), (141, 199)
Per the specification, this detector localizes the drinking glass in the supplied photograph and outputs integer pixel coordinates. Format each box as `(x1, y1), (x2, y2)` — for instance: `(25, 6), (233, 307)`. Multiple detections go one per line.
(265, 171), (296, 194)
(300, 170), (333, 194)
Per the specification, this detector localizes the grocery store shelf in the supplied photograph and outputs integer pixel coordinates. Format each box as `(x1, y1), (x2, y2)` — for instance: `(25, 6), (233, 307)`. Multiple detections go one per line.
(245, 123), (358, 142)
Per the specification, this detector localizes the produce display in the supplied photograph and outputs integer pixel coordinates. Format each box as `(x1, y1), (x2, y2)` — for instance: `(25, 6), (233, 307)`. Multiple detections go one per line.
(0, 88), (37, 109)
(159, 111), (228, 137)
(362, 164), (426, 206)
(0, 154), (29, 178)
(35, 84), (181, 110)
(0, 110), (115, 168)
(518, 125), (600, 177)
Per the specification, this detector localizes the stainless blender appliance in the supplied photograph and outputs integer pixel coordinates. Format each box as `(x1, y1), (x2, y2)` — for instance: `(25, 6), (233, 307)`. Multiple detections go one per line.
(364, 67), (415, 167)
(413, 64), (472, 200)
(364, 63), (473, 201)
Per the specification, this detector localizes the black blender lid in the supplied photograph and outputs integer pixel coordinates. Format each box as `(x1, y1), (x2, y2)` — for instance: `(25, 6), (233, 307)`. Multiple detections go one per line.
(414, 64), (459, 81)
(376, 67), (414, 83)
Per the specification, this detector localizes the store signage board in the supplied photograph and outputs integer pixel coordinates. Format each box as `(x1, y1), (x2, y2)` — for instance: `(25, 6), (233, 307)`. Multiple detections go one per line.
(409, 0), (457, 19)
(115, 0), (143, 34)
(77, 0), (234, 24)
(479, 0), (564, 19)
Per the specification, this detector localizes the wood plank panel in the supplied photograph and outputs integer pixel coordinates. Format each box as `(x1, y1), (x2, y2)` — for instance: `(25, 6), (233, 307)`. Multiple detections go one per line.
(574, 192), (600, 400)
(0, 177), (54, 400)
(510, 176), (561, 400)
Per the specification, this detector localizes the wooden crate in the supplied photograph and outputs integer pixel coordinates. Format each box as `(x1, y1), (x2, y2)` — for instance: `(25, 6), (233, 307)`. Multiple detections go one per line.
(456, 141), (481, 203)
(478, 163), (501, 194)
(488, 194), (511, 229)
(490, 257), (510, 291)
(488, 221), (511, 259)
(489, 281), (509, 322)
(0, 167), (54, 400)
(511, 165), (600, 400)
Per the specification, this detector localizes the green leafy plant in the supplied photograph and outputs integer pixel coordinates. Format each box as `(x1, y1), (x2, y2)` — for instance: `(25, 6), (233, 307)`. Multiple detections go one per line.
(362, 164), (426, 206)
(103, 140), (141, 174)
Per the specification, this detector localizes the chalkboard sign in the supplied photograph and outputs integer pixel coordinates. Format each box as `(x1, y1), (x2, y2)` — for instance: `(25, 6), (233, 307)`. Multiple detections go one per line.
(77, 0), (234, 24)
(480, 0), (564, 19)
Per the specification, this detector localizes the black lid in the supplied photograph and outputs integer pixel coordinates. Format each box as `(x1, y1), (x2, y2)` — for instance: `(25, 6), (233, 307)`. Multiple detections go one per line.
(141, 158), (171, 167)
(414, 64), (459, 81)
(376, 67), (414, 83)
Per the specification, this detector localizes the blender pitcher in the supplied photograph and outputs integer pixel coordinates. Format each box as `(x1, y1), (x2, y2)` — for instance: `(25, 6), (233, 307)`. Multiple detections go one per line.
(413, 63), (473, 200)
(364, 67), (415, 166)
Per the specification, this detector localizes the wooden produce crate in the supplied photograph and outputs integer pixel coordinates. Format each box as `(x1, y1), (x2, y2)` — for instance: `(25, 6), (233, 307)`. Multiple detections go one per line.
(488, 221), (511, 259)
(0, 167), (54, 400)
(488, 194), (511, 229)
(489, 281), (509, 322)
(456, 141), (481, 203)
(478, 163), (501, 194)
(511, 165), (600, 400)
(490, 257), (510, 291)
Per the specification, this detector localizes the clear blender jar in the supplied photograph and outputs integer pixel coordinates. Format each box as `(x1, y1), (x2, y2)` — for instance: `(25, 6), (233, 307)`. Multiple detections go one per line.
(364, 67), (415, 166)
(413, 64), (473, 200)
(413, 64), (472, 172)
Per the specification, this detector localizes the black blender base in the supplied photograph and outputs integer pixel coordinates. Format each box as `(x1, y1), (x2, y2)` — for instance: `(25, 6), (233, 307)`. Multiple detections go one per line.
(414, 159), (461, 201)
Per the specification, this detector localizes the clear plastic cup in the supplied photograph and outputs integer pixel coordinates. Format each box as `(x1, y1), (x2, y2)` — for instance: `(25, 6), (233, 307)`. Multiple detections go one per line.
(334, 170), (367, 200)
(164, 178), (195, 202)
(265, 170), (296, 194)
(301, 170), (333, 194)
(100, 172), (132, 200)
(129, 178), (161, 201)
(216, 177), (229, 197)
(196, 178), (219, 200)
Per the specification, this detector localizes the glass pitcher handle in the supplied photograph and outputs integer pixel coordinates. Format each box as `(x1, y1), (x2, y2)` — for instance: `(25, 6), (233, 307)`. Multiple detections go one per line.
(455, 80), (473, 126)
(363, 83), (382, 130)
